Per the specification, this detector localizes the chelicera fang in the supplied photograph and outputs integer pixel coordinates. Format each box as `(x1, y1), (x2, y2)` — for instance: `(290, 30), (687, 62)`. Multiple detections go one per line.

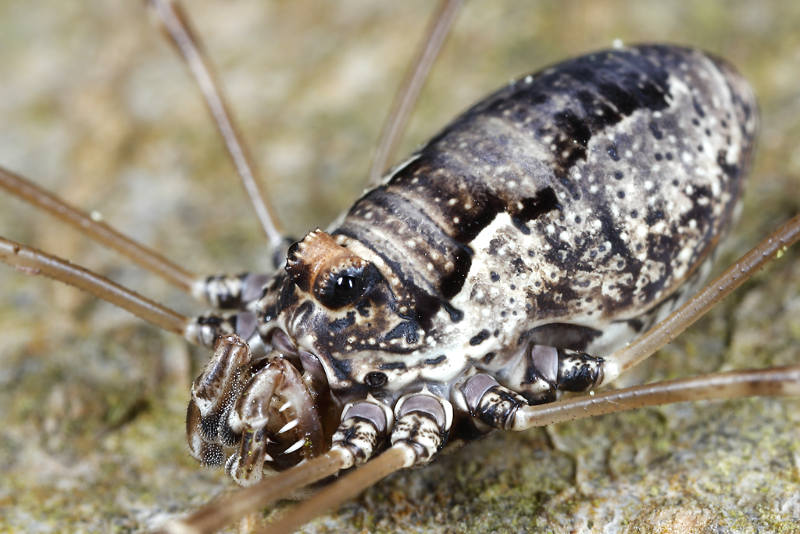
(1, 2), (800, 532)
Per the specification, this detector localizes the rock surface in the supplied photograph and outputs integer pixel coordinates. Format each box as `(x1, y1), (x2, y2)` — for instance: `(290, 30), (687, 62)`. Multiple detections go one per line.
(0, 1), (798, 533)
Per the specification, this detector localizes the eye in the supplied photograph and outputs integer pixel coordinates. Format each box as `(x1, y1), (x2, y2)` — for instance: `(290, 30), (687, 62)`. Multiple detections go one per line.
(331, 274), (364, 304)
(315, 266), (375, 309)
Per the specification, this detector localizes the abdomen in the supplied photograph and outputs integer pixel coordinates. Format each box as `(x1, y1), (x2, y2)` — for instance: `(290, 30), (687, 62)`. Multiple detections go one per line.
(336, 44), (757, 352)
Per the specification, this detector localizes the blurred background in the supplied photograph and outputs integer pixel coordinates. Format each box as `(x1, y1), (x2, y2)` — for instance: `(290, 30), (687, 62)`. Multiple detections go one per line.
(0, 1), (798, 532)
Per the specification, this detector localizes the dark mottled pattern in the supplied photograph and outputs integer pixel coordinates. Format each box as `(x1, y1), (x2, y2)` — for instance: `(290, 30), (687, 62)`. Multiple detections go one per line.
(335, 45), (756, 342)
(244, 44), (757, 410)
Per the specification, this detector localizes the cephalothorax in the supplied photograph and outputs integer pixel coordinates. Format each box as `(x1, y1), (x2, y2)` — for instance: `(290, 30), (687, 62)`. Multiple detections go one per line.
(180, 43), (759, 485)
(1, 2), (798, 533)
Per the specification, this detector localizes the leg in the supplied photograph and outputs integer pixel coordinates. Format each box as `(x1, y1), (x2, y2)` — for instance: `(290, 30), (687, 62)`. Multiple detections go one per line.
(147, 0), (285, 252)
(0, 166), (198, 292)
(367, 0), (463, 184)
(264, 392), (452, 534)
(455, 364), (800, 433)
(0, 163), (291, 304)
(494, 341), (605, 403)
(512, 364), (800, 430)
(184, 310), (264, 348)
(0, 235), (188, 336)
(191, 272), (272, 309)
(454, 372), (529, 429)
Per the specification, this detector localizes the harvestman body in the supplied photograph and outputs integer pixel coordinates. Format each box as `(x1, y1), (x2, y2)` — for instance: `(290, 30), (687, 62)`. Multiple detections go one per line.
(1, 1), (798, 533)
(185, 43), (757, 480)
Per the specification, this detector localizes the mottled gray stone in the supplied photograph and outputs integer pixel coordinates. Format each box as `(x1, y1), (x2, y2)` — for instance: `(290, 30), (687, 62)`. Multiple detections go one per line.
(0, 1), (798, 533)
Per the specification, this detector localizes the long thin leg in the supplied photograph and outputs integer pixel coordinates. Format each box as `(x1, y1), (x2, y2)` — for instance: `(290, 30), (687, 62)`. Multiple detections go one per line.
(229, 367), (800, 533)
(0, 166), (197, 292)
(147, 0), (285, 251)
(260, 393), (450, 533)
(0, 236), (189, 337)
(161, 396), (395, 534)
(262, 446), (414, 534)
(157, 449), (350, 534)
(367, 0), (463, 184)
(602, 213), (800, 383)
(512, 365), (800, 430)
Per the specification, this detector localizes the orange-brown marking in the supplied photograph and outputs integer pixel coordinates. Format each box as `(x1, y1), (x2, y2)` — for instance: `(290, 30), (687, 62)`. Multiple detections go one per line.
(286, 230), (367, 295)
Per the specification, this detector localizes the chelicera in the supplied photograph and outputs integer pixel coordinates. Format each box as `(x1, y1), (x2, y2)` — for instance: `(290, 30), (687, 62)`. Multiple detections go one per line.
(1, 1), (800, 534)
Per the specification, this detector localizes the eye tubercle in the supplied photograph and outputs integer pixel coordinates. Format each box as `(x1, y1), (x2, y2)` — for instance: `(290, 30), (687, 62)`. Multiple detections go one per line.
(285, 230), (368, 296)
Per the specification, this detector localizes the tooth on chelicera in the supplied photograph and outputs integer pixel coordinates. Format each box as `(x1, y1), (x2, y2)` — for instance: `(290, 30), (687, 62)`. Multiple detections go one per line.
(283, 439), (305, 454)
(279, 401), (292, 412)
(277, 419), (299, 434)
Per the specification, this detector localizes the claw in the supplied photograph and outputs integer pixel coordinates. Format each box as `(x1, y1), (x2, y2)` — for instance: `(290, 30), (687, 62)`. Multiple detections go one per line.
(225, 361), (283, 484)
(225, 355), (325, 483)
(185, 334), (327, 484)
(226, 427), (271, 485)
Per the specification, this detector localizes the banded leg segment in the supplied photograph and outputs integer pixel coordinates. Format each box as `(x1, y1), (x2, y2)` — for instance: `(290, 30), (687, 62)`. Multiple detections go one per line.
(495, 342), (605, 403)
(191, 272), (272, 309)
(264, 393), (453, 534)
(184, 309), (266, 349)
(455, 373), (529, 430)
(459, 344), (605, 430)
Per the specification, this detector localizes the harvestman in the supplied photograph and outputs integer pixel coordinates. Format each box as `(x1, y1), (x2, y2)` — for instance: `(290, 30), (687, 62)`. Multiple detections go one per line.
(0, 2), (798, 533)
